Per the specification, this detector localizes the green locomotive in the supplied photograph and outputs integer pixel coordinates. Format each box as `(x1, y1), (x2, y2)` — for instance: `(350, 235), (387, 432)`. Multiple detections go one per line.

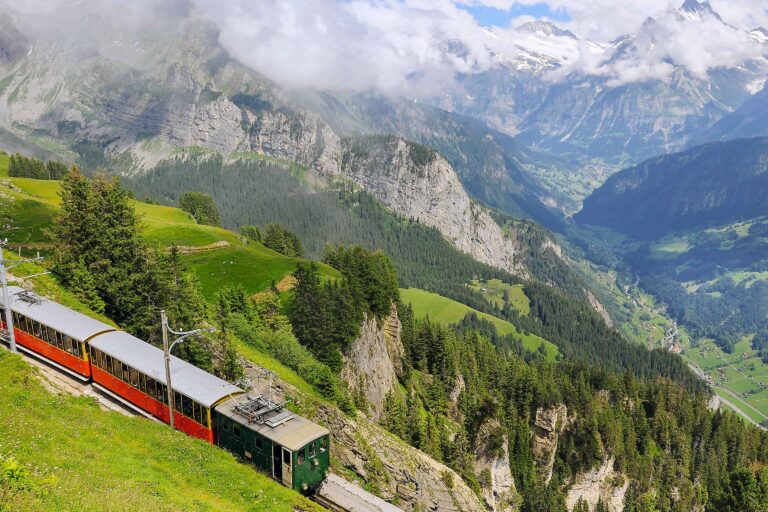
(214, 395), (330, 492)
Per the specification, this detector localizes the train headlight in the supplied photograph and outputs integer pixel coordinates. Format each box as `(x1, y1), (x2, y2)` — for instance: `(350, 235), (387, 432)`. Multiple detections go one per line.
(302, 483), (309, 491)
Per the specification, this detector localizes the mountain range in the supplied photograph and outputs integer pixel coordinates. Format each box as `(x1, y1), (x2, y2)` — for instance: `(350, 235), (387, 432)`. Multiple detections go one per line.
(437, 0), (768, 204)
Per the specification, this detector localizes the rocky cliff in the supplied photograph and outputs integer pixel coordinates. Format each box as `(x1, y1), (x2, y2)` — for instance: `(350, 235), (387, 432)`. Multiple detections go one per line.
(474, 419), (519, 511)
(335, 137), (525, 276)
(566, 458), (628, 512)
(341, 306), (404, 422)
(532, 404), (568, 485)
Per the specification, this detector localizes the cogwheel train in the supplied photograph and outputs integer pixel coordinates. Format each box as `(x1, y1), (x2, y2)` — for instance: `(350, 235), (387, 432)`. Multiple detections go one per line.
(0, 286), (330, 492)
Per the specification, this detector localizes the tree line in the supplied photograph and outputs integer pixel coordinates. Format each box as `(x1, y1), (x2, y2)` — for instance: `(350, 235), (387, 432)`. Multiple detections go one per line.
(8, 153), (68, 180)
(288, 245), (399, 371)
(242, 223), (303, 257)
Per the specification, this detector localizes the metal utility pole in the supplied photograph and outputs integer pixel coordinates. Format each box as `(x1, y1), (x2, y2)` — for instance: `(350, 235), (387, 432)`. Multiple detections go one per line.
(160, 309), (215, 430)
(0, 241), (43, 353)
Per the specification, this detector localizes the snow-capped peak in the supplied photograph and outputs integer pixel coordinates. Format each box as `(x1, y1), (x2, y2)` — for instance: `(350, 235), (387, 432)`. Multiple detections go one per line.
(515, 21), (577, 40)
(676, 0), (723, 22)
(750, 27), (768, 44)
(503, 21), (584, 73)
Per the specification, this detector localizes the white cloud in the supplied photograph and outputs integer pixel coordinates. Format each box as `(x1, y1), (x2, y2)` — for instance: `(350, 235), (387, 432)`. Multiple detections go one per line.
(195, 0), (768, 93)
(9, 0), (768, 93)
(554, 6), (765, 87)
(196, 0), (500, 96)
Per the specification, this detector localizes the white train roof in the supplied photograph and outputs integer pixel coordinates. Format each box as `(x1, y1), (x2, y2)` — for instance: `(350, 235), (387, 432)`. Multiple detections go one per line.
(0, 286), (115, 342)
(89, 330), (243, 407)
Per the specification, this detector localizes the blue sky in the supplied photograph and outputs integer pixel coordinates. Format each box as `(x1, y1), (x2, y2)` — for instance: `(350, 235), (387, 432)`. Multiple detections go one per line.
(458, 2), (571, 27)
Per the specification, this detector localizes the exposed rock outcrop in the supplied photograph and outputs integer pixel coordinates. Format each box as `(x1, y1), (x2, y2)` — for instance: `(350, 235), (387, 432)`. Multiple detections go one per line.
(475, 419), (518, 512)
(334, 138), (524, 276)
(244, 363), (485, 512)
(341, 306), (404, 422)
(587, 290), (614, 328)
(532, 404), (568, 484)
(566, 458), (628, 512)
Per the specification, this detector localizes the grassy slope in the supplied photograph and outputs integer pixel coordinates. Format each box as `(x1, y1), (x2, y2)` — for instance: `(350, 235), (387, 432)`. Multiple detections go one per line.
(400, 287), (558, 360)
(469, 279), (530, 314)
(0, 351), (323, 512)
(0, 162), (339, 299)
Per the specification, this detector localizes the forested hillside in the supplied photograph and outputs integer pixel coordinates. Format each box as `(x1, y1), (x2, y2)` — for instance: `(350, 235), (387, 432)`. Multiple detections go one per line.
(129, 155), (584, 305)
(4, 145), (768, 512)
(577, 138), (768, 240)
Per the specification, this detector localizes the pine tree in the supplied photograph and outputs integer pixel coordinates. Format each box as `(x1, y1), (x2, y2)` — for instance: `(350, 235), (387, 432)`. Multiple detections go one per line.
(290, 262), (332, 363)
(573, 498), (590, 512)
(179, 191), (220, 227)
(68, 258), (105, 314)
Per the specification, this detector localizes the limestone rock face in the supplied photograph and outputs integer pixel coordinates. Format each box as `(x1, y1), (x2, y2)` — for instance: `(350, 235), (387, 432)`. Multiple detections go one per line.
(474, 419), (518, 512)
(532, 404), (568, 484)
(566, 458), (628, 512)
(334, 137), (524, 276)
(341, 306), (404, 422)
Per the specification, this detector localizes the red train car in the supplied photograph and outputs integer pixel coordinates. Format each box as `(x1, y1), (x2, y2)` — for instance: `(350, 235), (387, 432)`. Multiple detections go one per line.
(89, 331), (243, 442)
(0, 286), (115, 380)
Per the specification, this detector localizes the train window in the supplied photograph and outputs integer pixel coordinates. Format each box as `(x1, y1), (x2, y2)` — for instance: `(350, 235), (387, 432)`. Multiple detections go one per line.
(11, 311), (19, 329)
(48, 327), (61, 347)
(73, 342), (82, 358)
(139, 374), (146, 394)
(182, 396), (193, 419)
(63, 335), (73, 354)
(32, 320), (43, 340)
(19, 314), (29, 334)
(145, 377), (155, 397)
(201, 407), (209, 428)
(233, 424), (241, 439)
(129, 368), (139, 388)
(193, 402), (202, 424)
(309, 442), (316, 458)
(158, 383), (168, 404)
(174, 392), (182, 413)
(320, 436), (328, 452)
(283, 449), (291, 466)
(120, 363), (129, 382)
(255, 437), (263, 450)
(223, 421), (230, 432)
(297, 450), (305, 465)
(38, 324), (49, 343)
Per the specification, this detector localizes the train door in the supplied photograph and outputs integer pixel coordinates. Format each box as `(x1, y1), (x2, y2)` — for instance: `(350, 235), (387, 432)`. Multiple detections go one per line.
(273, 444), (283, 482)
(281, 447), (293, 487)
